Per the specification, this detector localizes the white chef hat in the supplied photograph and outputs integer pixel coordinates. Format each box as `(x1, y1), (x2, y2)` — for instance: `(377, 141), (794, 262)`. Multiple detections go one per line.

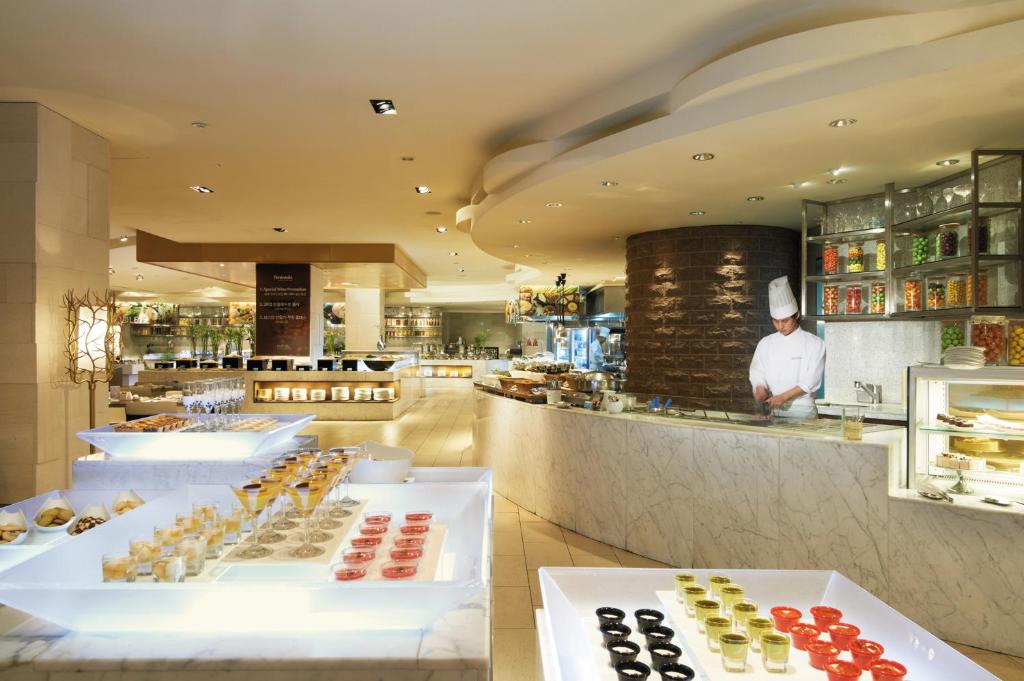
(768, 276), (798, 319)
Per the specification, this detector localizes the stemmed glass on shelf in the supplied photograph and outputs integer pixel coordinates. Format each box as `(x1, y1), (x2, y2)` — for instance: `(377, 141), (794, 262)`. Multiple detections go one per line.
(230, 482), (274, 559)
(286, 480), (327, 558)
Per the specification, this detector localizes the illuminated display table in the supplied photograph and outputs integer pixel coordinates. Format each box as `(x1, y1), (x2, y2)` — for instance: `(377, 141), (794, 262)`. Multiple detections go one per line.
(535, 568), (994, 681)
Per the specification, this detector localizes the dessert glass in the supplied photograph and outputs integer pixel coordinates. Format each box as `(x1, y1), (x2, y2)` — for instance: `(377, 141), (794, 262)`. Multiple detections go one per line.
(746, 617), (774, 652)
(761, 633), (790, 673)
(176, 534), (207, 576)
(231, 482), (274, 559)
(129, 537), (159, 576)
(732, 600), (758, 632)
(770, 606), (801, 632)
(682, 585), (707, 616)
(850, 639), (885, 671)
(719, 633), (749, 673)
(205, 520), (226, 559)
(673, 572), (697, 600)
(694, 599), (720, 634)
(223, 506), (243, 544)
(287, 481), (328, 558)
(709, 574), (731, 598)
(152, 554), (186, 582)
(705, 615), (732, 652)
(101, 553), (138, 582)
(720, 584), (745, 614)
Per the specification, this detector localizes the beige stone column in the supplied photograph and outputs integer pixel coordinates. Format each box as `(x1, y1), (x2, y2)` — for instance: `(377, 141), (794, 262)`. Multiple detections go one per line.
(344, 288), (384, 352)
(0, 103), (109, 502)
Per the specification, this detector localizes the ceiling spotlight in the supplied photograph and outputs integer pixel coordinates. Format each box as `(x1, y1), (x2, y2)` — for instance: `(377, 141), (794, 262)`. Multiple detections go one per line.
(828, 118), (857, 128)
(513, 244), (520, 249)
(517, 219), (531, 224)
(135, 274), (144, 281)
(415, 185), (432, 194)
(273, 226), (288, 233)
(189, 185), (214, 193)
(689, 210), (706, 216)
(190, 121), (208, 129)
(827, 168), (843, 177)
(400, 156), (415, 161)
(545, 202), (563, 208)
(119, 234), (129, 242)
(692, 153), (715, 161)
(448, 251), (459, 257)
(219, 263), (225, 268)
(936, 159), (960, 166)
(827, 178), (848, 185)
(108, 267), (115, 275)
(458, 268), (466, 273)
(600, 180), (619, 187)
(435, 226), (448, 234)
(746, 196), (765, 202)
(791, 181), (806, 189)
(370, 99), (397, 115)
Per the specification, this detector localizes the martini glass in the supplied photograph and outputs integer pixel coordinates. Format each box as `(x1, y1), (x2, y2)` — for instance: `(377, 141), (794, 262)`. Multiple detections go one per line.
(953, 183), (972, 206)
(942, 186), (955, 211)
(266, 465), (299, 531)
(251, 478), (286, 543)
(231, 483), (273, 559)
(312, 463), (344, 530)
(286, 482), (326, 558)
(338, 447), (365, 509)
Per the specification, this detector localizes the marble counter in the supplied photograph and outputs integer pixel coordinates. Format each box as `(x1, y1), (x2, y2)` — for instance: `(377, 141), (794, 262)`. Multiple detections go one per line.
(473, 389), (1024, 657)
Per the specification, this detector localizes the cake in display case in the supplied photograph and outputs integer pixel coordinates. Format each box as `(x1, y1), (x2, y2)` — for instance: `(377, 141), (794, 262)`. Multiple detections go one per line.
(909, 365), (1024, 497)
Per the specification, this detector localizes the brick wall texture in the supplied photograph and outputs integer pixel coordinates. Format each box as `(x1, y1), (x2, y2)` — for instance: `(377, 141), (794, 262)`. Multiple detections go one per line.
(625, 225), (800, 411)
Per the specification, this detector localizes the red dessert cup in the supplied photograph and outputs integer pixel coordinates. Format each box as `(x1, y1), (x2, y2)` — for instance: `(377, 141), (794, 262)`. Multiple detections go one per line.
(826, 660), (862, 681)
(789, 623), (821, 650)
(341, 548), (376, 564)
(810, 605), (843, 630)
(332, 565), (367, 581)
(390, 546), (423, 561)
(806, 641), (840, 670)
(405, 511), (433, 523)
(400, 523), (430, 535)
(363, 512), (392, 525)
(381, 561), (418, 580)
(828, 622), (861, 651)
(770, 606), (801, 632)
(359, 523), (388, 536)
(351, 535), (383, 547)
(849, 639), (885, 671)
(394, 535), (426, 548)
(869, 660), (907, 681)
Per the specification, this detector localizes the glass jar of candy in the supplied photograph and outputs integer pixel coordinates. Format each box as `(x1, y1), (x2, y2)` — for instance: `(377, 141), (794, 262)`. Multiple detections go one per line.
(946, 275), (966, 307)
(903, 279), (923, 312)
(1009, 320), (1024, 366)
(912, 235), (929, 265)
(845, 284), (863, 314)
(937, 224), (958, 259)
(940, 320), (965, 353)
(970, 316), (1007, 365)
(869, 282), (886, 314)
(847, 242), (864, 273)
(823, 285), (839, 315)
(874, 239), (886, 271)
(823, 245), (839, 275)
(927, 278), (946, 310)
(967, 273), (988, 306)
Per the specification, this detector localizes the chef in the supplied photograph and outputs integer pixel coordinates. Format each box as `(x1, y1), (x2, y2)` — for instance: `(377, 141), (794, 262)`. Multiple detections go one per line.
(749, 276), (826, 420)
(589, 327), (609, 370)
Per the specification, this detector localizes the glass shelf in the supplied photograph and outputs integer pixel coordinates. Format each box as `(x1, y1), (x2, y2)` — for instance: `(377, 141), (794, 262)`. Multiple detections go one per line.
(806, 271), (886, 283)
(891, 204), (1017, 234)
(919, 425), (1024, 441)
(806, 227), (885, 244)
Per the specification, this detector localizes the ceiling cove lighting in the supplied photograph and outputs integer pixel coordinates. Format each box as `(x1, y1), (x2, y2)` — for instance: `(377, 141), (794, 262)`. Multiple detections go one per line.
(828, 118), (857, 128)
(692, 153), (715, 161)
(936, 159), (960, 166)
(545, 202), (562, 208)
(689, 210), (706, 216)
(435, 226), (448, 234)
(746, 196), (765, 202)
(415, 185), (432, 194)
(189, 185), (214, 193)
(370, 99), (397, 115)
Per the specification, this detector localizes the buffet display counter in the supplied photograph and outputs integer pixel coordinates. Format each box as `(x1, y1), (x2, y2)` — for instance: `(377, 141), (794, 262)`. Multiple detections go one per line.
(134, 368), (423, 421)
(473, 388), (1024, 657)
(419, 359), (509, 390)
(536, 568), (992, 680)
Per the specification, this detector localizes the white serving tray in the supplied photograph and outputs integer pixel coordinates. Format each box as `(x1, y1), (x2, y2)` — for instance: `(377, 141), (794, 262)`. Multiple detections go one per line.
(537, 568), (995, 681)
(76, 413), (316, 460)
(0, 481), (490, 633)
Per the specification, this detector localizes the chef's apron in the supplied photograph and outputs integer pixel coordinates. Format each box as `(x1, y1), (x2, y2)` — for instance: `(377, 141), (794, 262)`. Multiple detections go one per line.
(771, 395), (818, 421)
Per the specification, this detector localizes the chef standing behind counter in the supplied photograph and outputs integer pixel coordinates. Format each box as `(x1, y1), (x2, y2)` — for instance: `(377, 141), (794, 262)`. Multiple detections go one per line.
(749, 276), (826, 420)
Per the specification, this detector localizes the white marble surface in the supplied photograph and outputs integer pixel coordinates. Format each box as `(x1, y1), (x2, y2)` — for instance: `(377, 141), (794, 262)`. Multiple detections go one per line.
(474, 388), (1024, 657)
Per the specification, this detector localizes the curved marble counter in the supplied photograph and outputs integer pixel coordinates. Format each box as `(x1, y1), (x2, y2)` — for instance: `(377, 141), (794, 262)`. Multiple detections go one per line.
(472, 388), (1024, 657)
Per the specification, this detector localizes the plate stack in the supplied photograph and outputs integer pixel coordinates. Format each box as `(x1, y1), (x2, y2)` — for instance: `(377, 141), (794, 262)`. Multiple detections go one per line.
(941, 346), (986, 370)
(354, 388), (373, 401)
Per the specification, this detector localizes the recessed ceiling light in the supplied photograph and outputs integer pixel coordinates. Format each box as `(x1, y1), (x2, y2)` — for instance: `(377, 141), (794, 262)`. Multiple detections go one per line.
(746, 196), (765, 202)
(936, 159), (960, 166)
(512, 244), (520, 249)
(448, 251), (459, 257)
(827, 178), (848, 185)
(370, 99), (397, 115)
(219, 263), (225, 268)
(689, 210), (706, 216)
(517, 218), (531, 224)
(524, 254), (531, 258)
(545, 202), (562, 208)
(119, 234), (128, 242)
(189, 185), (214, 193)
(435, 226), (448, 234)
(898, 188), (912, 194)
(791, 181), (806, 189)
(458, 268), (465, 273)
(190, 121), (208, 129)
(692, 153), (715, 161)
(415, 185), (432, 194)
(827, 168), (843, 177)
(135, 274), (144, 281)
(600, 180), (619, 187)
(108, 267), (115, 275)
(400, 156), (415, 161)
(273, 226), (288, 233)
(828, 118), (857, 128)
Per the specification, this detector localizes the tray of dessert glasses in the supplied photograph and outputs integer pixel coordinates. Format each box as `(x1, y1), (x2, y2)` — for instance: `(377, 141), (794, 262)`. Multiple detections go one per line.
(537, 568), (994, 681)
(76, 413), (316, 460)
(0, 480), (490, 633)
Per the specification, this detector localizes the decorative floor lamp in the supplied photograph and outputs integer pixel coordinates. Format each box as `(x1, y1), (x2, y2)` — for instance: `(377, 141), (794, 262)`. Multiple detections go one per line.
(63, 289), (116, 435)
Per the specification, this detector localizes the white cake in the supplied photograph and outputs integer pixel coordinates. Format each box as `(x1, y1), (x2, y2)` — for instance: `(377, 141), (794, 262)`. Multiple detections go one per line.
(935, 452), (987, 471)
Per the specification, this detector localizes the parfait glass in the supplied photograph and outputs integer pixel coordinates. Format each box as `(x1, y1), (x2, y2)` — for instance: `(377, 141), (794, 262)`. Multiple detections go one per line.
(230, 483), (273, 559)
(286, 481), (327, 558)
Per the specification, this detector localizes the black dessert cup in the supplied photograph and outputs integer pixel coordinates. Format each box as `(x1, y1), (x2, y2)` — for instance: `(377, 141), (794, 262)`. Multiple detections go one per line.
(600, 621), (632, 645)
(607, 639), (641, 665)
(648, 642), (682, 671)
(633, 608), (665, 633)
(643, 625), (674, 647)
(596, 606), (627, 625)
(657, 662), (695, 680)
(614, 660), (652, 680)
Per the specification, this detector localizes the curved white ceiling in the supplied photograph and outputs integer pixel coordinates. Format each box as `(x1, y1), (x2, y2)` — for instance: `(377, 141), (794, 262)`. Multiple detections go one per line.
(468, 4), (1024, 284)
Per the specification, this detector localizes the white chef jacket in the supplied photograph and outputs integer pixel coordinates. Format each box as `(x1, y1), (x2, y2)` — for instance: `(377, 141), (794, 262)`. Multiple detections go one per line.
(589, 338), (605, 369)
(749, 328), (826, 418)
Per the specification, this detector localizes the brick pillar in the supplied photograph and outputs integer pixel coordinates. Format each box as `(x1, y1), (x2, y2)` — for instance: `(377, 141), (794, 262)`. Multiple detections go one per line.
(625, 225), (799, 411)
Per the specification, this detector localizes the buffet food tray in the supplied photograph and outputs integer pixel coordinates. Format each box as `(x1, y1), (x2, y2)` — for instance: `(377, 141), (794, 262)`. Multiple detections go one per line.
(537, 568), (994, 681)
(0, 481), (490, 632)
(76, 413), (316, 460)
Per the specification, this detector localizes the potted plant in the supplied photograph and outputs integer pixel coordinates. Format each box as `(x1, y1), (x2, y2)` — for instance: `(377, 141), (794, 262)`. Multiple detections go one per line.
(186, 320), (203, 359)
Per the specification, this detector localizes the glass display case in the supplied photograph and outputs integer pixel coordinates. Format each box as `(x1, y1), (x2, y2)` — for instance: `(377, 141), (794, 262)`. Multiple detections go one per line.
(908, 365), (1024, 497)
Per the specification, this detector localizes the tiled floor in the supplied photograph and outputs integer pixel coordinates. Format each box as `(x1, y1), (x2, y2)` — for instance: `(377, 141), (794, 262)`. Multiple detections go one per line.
(310, 389), (1024, 681)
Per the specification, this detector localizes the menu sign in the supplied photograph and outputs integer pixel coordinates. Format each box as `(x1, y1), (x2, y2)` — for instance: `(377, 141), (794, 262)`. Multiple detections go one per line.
(256, 264), (311, 356)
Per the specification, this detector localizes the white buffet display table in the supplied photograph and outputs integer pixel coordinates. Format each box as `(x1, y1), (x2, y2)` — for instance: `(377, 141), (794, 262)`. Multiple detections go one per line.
(535, 568), (993, 680)
(420, 359), (509, 390)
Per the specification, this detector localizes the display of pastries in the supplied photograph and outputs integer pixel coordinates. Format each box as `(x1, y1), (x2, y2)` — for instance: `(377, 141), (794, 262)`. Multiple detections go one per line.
(113, 415), (190, 432)
(936, 452), (988, 471)
(112, 491), (145, 516)
(35, 506), (73, 528)
(69, 515), (107, 535)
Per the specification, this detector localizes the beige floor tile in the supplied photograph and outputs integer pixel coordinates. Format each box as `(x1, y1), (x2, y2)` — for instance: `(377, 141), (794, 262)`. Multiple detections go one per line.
(493, 494), (519, 514)
(494, 530), (525, 557)
(524, 542), (574, 569)
(521, 520), (565, 544)
(562, 529), (619, 558)
(494, 554), (529, 587)
(528, 569), (544, 607)
(493, 628), (538, 681)
(569, 547), (620, 568)
(949, 642), (1024, 679)
(495, 513), (522, 530)
(494, 586), (536, 629)
(614, 546), (671, 568)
